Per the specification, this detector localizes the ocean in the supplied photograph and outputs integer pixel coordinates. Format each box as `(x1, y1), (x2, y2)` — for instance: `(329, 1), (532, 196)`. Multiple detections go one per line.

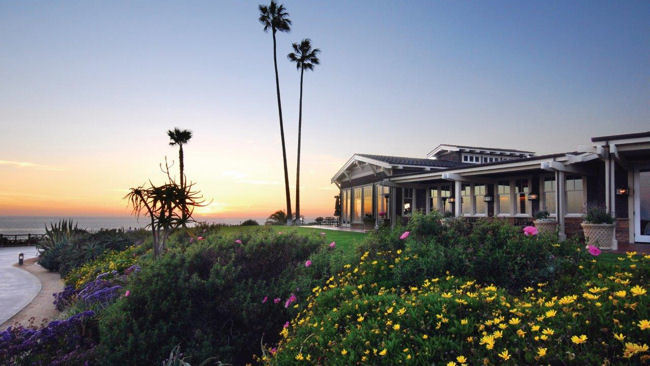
(0, 216), (268, 235)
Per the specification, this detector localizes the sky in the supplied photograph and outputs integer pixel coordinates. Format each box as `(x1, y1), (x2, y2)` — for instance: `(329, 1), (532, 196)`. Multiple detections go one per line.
(0, 0), (648, 221)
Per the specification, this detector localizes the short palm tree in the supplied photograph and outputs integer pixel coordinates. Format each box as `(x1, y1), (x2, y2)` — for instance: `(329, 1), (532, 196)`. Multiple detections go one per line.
(288, 39), (320, 225)
(265, 210), (288, 225)
(259, 0), (293, 223)
(167, 128), (192, 188)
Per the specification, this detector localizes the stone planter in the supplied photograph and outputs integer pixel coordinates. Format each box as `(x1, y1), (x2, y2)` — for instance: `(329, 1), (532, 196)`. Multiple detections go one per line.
(581, 222), (617, 250)
(534, 219), (558, 235)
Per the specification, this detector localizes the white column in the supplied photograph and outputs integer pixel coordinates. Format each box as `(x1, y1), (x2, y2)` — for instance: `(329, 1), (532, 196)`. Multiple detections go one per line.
(470, 184), (476, 215)
(628, 170), (635, 243)
(374, 185), (379, 230)
(605, 157), (611, 214)
(390, 187), (397, 228)
(454, 180), (462, 217)
(437, 187), (442, 211)
(510, 180), (517, 215)
(610, 159), (616, 217)
(557, 170), (567, 241)
(494, 183), (500, 215)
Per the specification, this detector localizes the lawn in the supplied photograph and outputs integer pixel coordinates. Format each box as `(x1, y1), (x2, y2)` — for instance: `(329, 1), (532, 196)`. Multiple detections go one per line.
(215, 225), (367, 255)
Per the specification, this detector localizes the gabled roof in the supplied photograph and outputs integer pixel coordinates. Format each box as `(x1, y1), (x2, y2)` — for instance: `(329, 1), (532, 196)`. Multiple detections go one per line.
(331, 153), (468, 184)
(357, 154), (467, 168)
(427, 144), (535, 159)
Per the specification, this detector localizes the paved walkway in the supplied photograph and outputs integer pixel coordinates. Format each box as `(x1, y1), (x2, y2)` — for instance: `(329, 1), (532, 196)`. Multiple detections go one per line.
(0, 246), (41, 326)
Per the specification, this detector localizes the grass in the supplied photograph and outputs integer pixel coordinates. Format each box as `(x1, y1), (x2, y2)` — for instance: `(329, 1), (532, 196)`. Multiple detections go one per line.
(213, 225), (367, 256)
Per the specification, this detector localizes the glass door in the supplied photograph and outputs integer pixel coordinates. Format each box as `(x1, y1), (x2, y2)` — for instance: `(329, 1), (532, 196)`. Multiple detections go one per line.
(634, 169), (650, 243)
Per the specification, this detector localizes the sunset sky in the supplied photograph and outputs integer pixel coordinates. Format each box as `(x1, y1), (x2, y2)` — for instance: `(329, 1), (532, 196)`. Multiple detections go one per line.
(1, 1), (648, 221)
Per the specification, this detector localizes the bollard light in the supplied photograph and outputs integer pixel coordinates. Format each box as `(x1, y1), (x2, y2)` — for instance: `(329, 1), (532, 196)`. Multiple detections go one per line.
(18, 253), (24, 266)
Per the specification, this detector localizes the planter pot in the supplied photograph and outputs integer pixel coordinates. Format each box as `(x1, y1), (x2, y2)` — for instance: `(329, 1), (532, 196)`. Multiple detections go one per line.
(534, 220), (558, 235)
(581, 222), (617, 250)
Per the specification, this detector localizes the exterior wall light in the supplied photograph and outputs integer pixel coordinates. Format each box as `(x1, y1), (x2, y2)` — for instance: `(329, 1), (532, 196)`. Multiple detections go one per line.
(18, 253), (24, 266)
(528, 193), (539, 201)
(616, 188), (629, 196)
(448, 197), (456, 203)
(483, 196), (493, 202)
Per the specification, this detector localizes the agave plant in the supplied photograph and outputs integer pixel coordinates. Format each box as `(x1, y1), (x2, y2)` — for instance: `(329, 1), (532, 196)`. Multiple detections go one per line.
(38, 219), (86, 254)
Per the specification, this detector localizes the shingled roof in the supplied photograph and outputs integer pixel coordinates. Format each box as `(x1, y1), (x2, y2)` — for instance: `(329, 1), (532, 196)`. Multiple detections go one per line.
(357, 154), (468, 168)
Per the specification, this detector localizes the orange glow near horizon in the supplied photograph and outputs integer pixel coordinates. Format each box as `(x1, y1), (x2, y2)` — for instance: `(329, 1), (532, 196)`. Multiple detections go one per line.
(0, 143), (342, 220)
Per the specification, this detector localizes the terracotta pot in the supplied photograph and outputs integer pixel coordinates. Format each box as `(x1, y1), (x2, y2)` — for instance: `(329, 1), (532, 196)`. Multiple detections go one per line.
(581, 222), (617, 250)
(534, 219), (558, 235)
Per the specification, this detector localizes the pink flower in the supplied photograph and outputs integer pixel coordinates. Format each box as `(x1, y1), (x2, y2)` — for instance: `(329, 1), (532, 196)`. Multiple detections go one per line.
(329, 241), (336, 249)
(523, 226), (539, 236)
(320, 232), (326, 236)
(587, 245), (601, 256)
(197, 236), (204, 241)
(400, 231), (410, 240)
(235, 239), (242, 244)
(262, 296), (268, 303)
(283, 321), (290, 329)
(189, 237), (195, 243)
(270, 347), (277, 355)
(278, 231), (283, 235)
(305, 260), (312, 267)
(284, 293), (297, 308)
(273, 297), (281, 304)
(124, 290), (130, 297)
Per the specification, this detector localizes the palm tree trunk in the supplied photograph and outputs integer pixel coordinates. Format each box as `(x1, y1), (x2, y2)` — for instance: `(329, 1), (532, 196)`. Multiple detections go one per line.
(272, 30), (293, 223)
(295, 67), (304, 225)
(179, 144), (185, 188)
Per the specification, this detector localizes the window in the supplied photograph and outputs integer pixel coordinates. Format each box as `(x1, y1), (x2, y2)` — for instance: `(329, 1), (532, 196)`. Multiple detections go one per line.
(461, 184), (472, 215)
(363, 186), (373, 217)
(376, 185), (389, 218)
(353, 187), (362, 223)
(430, 188), (439, 212)
(543, 177), (556, 214)
(566, 176), (584, 214)
(475, 185), (486, 214)
(515, 179), (529, 215)
(463, 155), (468, 162)
(440, 185), (452, 213)
(498, 182), (512, 215)
(403, 188), (413, 216)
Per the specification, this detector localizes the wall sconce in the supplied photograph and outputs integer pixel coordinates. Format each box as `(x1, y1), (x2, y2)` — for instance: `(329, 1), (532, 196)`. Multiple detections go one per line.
(18, 253), (24, 266)
(448, 197), (456, 203)
(616, 188), (629, 196)
(483, 196), (493, 202)
(528, 193), (539, 201)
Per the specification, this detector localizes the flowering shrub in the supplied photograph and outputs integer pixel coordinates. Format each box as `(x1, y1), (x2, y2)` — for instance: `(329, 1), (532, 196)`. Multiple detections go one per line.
(360, 213), (585, 292)
(0, 311), (97, 365)
(65, 245), (144, 289)
(97, 229), (347, 365)
(265, 249), (649, 365)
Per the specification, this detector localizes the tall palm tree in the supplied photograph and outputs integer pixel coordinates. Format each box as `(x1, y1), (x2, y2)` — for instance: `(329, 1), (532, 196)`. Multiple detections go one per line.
(167, 128), (192, 188)
(259, 0), (293, 223)
(288, 39), (320, 225)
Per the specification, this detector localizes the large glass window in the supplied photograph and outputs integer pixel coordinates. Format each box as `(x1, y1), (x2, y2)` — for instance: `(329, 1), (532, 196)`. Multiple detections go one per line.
(430, 188), (439, 212)
(363, 186), (373, 218)
(403, 188), (413, 216)
(353, 187), (362, 223)
(515, 179), (529, 215)
(566, 176), (584, 214)
(461, 184), (472, 215)
(440, 185), (452, 213)
(544, 177), (556, 214)
(475, 185), (486, 214)
(498, 182), (512, 215)
(376, 185), (389, 218)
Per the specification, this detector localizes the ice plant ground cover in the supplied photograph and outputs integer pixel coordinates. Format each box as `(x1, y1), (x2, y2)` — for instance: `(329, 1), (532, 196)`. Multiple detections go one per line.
(263, 248), (649, 365)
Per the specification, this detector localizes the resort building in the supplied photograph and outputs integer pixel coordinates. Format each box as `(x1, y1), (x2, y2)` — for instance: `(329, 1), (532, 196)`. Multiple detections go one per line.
(331, 131), (650, 247)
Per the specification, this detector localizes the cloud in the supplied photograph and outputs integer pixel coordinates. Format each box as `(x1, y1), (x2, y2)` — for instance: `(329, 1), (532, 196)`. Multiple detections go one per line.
(0, 160), (64, 171)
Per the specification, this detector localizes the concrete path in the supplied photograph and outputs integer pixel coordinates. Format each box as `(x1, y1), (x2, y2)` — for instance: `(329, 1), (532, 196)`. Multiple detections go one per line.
(0, 246), (41, 326)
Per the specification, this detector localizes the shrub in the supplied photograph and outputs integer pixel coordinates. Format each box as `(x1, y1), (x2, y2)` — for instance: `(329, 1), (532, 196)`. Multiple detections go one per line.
(357, 213), (584, 293)
(241, 219), (260, 226)
(584, 207), (615, 224)
(97, 229), (345, 365)
(65, 245), (144, 289)
(39, 228), (146, 275)
(267, 249), (650, 365)
(0, 311), (98, 365)
(534, 210), (550, 220)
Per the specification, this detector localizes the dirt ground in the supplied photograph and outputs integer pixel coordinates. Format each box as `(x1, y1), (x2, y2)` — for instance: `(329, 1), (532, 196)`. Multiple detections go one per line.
(0, 258), (64, 330)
